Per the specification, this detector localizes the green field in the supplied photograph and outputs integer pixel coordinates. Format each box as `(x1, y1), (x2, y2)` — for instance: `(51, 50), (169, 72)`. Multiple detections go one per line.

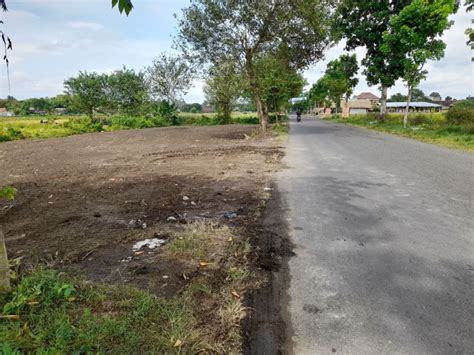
(325, 113), (474, 151)
(0, 113), (265, 142)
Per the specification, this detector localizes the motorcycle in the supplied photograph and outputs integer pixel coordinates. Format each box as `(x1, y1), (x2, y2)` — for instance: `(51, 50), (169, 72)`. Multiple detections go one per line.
(296, 112), (302, 122)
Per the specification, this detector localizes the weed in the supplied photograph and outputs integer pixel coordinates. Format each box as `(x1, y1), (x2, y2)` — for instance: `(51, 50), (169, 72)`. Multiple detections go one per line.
(327, 113), (474, 151)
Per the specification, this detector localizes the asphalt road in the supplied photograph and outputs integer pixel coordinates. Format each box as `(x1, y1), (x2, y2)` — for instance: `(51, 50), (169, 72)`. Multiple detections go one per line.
(278, 116), (474, 354)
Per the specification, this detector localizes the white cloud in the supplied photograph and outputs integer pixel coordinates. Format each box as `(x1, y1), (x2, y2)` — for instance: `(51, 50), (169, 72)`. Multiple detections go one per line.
(67, 21), (104, 31)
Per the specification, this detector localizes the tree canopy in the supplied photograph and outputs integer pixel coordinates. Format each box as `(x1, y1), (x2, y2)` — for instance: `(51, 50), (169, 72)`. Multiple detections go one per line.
(204, 60), (243, 123)
(382, 0), (457, 127)
(334, 0), (411, 116)
(177, 0), (333, 130)
(146, 54), (194, 104)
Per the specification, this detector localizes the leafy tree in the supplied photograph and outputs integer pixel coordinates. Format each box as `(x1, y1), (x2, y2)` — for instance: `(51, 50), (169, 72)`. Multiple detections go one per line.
(106, 67), (148, 116)
(382, 0), (457, 127)
(335, 0), (411, 118)
(252, 55), (305, 116)
(204, 60), (243, 123)
(180, 102), (203, 113)
(146, 53), (194, 105)
(64, 72), (108, 121)
(308, 77), (331, 110)
(411, 89), (431, 102)
(445, 96), (453, 101)
(177, 0), (332, 131)
(388, 93), (408, 102)
(429, 92), (442, 100)
(324, 54), (359, 113)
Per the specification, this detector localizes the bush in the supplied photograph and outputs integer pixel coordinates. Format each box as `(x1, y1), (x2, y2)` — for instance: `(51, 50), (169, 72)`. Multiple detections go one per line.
(447, 101), (474, 125)
(63, 118), (103, 133)
(0, 128), (24, 142)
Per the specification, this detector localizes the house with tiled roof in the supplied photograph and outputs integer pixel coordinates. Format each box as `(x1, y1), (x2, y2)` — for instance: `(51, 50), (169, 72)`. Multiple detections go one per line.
(355, 92), (380, 101)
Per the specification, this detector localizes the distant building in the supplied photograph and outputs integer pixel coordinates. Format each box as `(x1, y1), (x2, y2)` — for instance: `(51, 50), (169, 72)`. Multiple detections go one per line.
(54, 107), (67, 115)
(434, 100), (457, 110)
(386, 102), (443, 113)
(354, 92), (380, 108)
(0, 107), (15, 117)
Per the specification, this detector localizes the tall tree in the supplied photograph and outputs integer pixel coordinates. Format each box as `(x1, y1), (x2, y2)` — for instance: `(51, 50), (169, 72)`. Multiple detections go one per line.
(252, 55), (306, 116)
(382, 0), (457, 128)
(146, 53), (194, 105)
(177, 0), (332, 131)
(335, 0), (411, 118)
(106, 67), (148, 116)
(324, 54), (359, 113)
(64, 72), (108, 120)
(204, 60), (243, 123)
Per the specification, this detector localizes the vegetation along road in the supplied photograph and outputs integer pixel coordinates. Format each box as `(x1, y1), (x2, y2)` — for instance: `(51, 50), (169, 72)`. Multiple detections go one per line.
(278, 116), (473, 354)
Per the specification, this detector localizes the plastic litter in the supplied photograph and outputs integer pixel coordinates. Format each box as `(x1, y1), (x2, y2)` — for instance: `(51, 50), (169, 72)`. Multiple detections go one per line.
(224, 211), (238, 219)
(132, 238), (166, 252)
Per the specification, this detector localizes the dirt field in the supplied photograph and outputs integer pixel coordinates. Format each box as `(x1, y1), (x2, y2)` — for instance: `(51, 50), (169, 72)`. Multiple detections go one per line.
(0, 125), (284, 297)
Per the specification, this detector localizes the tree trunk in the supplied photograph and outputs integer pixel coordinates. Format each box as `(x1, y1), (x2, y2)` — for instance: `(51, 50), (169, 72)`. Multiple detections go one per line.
(245, 51), (268, 132)
(255, 93), (269, 131)
(0, 230), (10, 293)
(404, 87), (412, 129)
(380, 85), (388, 120)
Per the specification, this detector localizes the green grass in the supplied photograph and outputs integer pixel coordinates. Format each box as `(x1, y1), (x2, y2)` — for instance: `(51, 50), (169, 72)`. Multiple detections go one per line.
(0, 113), (287, 143)
(0, 223), (253, 353)
(0, 270), (211, 353)
(325, 113), (474, 151)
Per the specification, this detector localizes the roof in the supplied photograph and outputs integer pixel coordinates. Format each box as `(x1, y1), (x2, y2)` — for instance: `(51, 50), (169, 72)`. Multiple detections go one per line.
(355, 92), (380, 100)
(387, 102), (443, 108)
(0, 108), (6, 112)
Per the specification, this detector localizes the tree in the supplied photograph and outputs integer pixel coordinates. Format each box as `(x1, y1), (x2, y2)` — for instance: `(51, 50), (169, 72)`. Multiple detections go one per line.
(204, 60), (242, 123)
(146, 53), (194, 105)
(388, 93), (408, 102)
(64, 72), (108, 120)
(106, 67), (148, 116)
(382, 0), (457, 127)
(177, 0), (332, 131)
(429, 92), (442, 101)
(251, 55), (305, 116)
(335, 0), (411, 118)
(324, 54), (359, 113)
(445, 96), (453, 101)
(308, 77), (331, 110)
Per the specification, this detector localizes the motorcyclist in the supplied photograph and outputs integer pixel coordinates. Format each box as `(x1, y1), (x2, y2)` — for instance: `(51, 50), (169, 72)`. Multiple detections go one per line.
(296, 110), (302, 122)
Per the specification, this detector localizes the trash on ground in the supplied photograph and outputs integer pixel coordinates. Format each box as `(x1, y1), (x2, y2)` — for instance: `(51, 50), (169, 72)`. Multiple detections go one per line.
(224, 211), (238, 219)
(132, 238), (166, 252)
(182, 196), (190, 201)
(264, 187), (273, 191)
(167, 216), (177, 222)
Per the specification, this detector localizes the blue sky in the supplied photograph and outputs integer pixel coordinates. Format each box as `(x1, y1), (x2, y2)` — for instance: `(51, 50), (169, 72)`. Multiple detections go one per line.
(1, 0), (473, 102)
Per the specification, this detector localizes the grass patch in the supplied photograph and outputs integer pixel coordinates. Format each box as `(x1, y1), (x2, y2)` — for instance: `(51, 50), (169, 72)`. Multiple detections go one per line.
(0, 113), (266, 143)
(325, 113), (474, 151)
(0, 223), (254, 353)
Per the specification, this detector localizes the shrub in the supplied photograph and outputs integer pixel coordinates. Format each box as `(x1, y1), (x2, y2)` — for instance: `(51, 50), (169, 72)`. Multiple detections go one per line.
(110, 116), (155, 129)
(447, 101), (474, 125)
(63, 117), (103, 133)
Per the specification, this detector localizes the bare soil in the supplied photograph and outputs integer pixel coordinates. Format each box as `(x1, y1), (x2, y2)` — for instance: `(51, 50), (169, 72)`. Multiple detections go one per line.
(0, 125), (284, 298)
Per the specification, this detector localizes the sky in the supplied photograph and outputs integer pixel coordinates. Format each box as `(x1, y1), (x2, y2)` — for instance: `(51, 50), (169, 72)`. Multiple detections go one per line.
(0, 0), (473, 102)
